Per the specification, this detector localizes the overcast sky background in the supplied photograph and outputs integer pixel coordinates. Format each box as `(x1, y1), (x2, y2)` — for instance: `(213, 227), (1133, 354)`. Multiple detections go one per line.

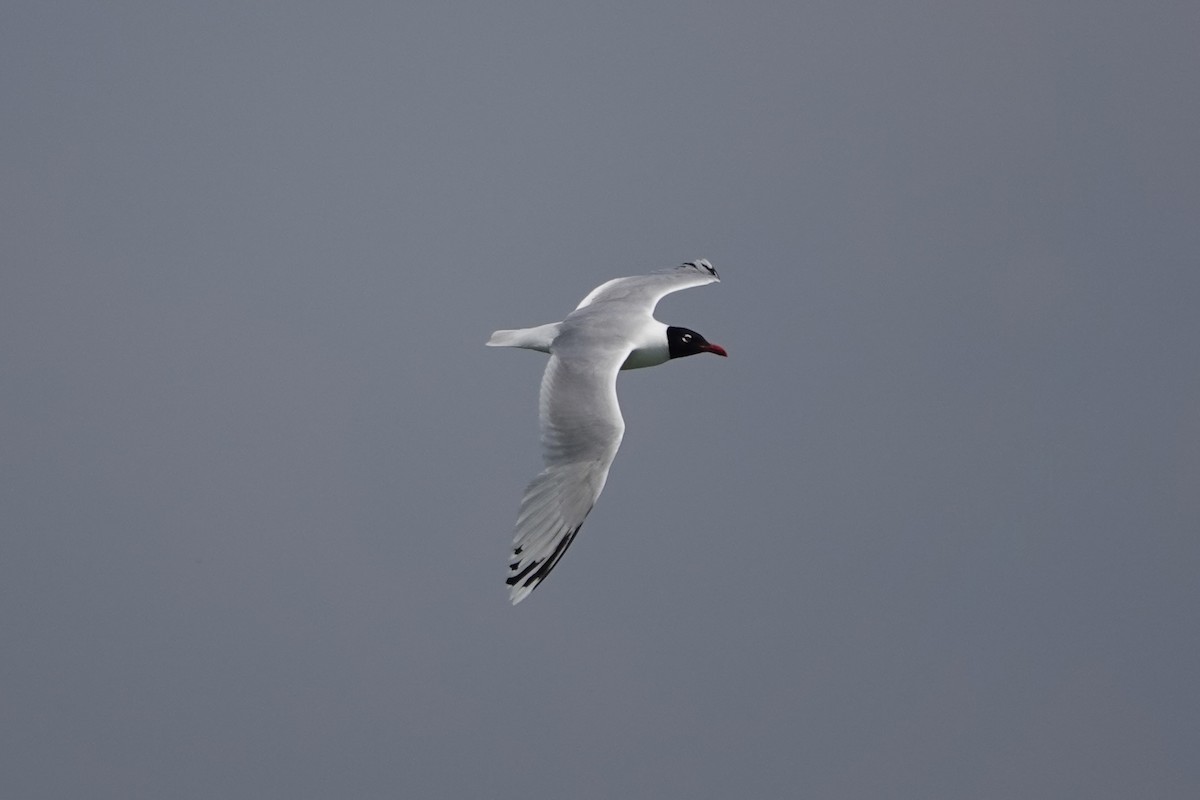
(3, 2), (1198, 798)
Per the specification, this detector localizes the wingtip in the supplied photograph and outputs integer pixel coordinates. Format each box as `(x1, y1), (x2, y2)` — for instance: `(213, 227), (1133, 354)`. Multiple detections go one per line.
(682, 258), (719, 279)
(508, 579), (536, 604)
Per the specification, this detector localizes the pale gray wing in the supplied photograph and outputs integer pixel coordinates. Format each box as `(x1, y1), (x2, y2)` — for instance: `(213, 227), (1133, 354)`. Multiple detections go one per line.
(506, 338), (628, 604)
(573, 259), (720, 314)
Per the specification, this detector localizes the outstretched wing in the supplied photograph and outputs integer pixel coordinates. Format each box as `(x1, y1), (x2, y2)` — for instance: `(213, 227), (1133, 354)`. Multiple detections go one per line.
(573, 259), (720, 314)
(506, 338), (628, 604)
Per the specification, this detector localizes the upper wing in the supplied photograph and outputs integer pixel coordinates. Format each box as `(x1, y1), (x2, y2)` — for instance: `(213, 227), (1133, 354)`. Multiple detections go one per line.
(573, 259), (720, 314)
(506, 339), (628, 604)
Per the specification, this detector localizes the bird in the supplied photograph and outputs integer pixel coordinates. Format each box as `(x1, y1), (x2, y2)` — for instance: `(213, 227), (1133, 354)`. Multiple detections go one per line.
(487, 259), (727, 603)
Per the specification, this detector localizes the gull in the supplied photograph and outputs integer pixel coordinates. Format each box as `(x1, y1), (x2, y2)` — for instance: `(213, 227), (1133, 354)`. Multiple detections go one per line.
(488, 259), (726, 603)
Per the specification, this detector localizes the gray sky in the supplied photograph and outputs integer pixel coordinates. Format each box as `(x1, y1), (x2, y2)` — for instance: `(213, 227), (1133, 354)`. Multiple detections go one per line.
(3, 2), (1198, 798)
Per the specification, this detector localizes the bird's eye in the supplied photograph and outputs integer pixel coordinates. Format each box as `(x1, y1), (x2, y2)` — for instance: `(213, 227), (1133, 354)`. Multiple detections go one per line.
(682, 334), (693, 342)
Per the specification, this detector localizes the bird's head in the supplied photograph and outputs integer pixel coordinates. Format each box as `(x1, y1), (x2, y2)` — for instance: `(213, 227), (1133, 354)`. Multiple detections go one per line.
(666, 326), (728, 360)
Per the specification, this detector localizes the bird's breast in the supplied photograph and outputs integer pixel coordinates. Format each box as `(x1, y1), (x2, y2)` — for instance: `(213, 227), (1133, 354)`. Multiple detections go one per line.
(620, 340), (670, 370)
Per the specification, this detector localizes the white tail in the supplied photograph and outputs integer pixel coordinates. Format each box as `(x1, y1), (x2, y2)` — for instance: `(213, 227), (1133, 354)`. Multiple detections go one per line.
(486, 322), (561, 353)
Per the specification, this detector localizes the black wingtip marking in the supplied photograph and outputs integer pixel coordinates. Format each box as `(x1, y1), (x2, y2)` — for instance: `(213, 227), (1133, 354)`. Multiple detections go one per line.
(526, 524), (582, 587)
(507, 559), (540, 586)
(681, 260), (718, 277)
(505, 519), (589, 595)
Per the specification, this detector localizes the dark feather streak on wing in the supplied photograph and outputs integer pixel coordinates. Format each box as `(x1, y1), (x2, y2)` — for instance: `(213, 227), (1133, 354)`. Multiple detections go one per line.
(507, 559), (539, 586)
(680, 260), (718, 277)
(505, 518), (587, 592)
(527, 523), (582, 586)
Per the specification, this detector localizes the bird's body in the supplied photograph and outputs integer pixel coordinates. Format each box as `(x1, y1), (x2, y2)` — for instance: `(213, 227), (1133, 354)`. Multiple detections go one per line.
(488, 259), (726, 604)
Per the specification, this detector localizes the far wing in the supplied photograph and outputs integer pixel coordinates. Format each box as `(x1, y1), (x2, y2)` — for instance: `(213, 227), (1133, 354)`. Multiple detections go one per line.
(506, 340), (628, 604)
(573, 259), (720, 314)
